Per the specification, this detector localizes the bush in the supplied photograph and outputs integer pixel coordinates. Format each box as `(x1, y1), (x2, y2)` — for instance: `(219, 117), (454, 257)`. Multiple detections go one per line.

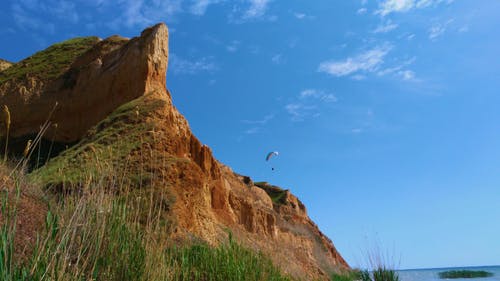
(438, 270), (494, 279)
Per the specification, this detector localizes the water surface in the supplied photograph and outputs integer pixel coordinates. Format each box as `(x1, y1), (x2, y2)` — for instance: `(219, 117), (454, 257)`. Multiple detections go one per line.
(399, 266), (500, 281)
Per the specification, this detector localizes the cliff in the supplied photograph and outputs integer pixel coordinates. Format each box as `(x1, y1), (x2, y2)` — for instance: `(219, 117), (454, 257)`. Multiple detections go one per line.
(0, 23), (348, 280)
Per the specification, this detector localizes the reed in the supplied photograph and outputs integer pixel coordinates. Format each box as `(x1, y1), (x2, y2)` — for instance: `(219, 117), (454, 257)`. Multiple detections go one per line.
(3, 105), (10, 163)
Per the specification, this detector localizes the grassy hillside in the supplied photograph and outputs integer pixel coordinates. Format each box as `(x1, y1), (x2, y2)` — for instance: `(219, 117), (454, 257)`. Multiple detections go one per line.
(0, 37), (99, 84)
(29, 93), (168, 189)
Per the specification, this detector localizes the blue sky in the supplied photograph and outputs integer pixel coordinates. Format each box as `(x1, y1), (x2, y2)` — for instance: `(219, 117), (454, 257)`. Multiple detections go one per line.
(1, 0), (500, 270)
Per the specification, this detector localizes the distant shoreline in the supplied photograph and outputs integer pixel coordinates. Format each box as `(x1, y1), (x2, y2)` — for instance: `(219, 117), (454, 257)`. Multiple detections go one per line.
(398, 265), (500, 272)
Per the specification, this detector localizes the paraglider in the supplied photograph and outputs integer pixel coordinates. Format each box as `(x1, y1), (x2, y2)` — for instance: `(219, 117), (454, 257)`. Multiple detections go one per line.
(265, 151), (279, 170)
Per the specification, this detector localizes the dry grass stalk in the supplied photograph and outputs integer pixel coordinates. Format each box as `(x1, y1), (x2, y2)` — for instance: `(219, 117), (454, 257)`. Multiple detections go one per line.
(3, 105), (10, 162)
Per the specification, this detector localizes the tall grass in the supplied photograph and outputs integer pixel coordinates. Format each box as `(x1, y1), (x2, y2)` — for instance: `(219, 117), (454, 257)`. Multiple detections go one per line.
(0, 163), (293, 281)
(330, 237), (400, 281)
(166, 233), (291, 281)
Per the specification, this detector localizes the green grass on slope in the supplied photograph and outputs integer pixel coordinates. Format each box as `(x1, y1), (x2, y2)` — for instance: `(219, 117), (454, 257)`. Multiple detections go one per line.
(0, 36), (99, 84)
(29, 94), (168, 189)
(254, 181), (288, 205)
(166, 234), (292, 281)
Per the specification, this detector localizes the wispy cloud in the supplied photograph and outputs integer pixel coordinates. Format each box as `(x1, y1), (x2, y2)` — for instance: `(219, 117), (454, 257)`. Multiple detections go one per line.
(243, 0), (272, 19)
(428, 19), (454, 40)
(226, 40), (240, 52)
(241, 114), (275, 125)
(318, 44), (393, 77)
(10, 0), (80, 34)
(285, 103), (318, 121)
(190, 0), (221, 15)
(376, 0), (414, 16)
(169, 53), (217, 75)
(357, 8), (368, 15)
(294, 12), (306, 19)
(271, 54), (284, 64)
(376, 0), (454, 16)
(11, 3), (56, 34)
(458, 25), (469, 33)
(241, 114), (274, 134)
(300, 89), (337, 103)
(244, 127), (260, 134)
(113, 0), (182, 28)
(373, 20), (398, 33)
(285, 89), (337, 121)
(377, 57), (418, 81)
(293, 12), (314, 20)
(398, 70), (417, 81)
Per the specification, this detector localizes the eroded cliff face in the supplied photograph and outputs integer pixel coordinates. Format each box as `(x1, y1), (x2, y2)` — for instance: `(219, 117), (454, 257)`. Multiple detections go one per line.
(1, 23), (348, 280)
(0, 24), (168, 143)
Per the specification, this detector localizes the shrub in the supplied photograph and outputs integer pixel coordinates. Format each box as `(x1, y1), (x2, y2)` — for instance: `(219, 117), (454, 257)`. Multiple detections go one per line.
(438, 270), (494, 279)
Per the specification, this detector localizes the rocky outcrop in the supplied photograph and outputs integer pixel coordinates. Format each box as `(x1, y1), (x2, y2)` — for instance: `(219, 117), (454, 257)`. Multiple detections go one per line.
(0, 59), (12, 71)
(2, 23), (349, 280)
(0, 24), (168, 143)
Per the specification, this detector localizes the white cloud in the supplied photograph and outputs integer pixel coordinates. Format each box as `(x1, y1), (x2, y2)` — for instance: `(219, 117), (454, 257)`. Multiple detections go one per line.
(376, 0), (414, 16)
(377, 56), (417, 81)
(300, 89), (337, 103)
(243, 0), (272, 19)
(373, 20), (398, 33)
(10, 0), (81, 33)
(293, 12), (314, 20)
(241, 114), (274, 135)
(190, 0), (221, 15)
(398, 70), (417, 81)
(241, 114), (274, 125)
(285, 89), (336, 121)
(294, 12), (306, 19)
(244, 127), (260, 134)
(318, 44), (392, 77)
(428, 19), (454, 40)
(285, 103), (318, 121)
(351, 74), (366, 81)
(169, 53), (217, 74)
(458, 25), (469, 33)
(226, 40), (240, 52)
(376, 0), (454, 16)
(271, 54), (284, 64)
(416, 0), (454, 8)
(108, 0), (182, 29)
(428, 25), (445, 40)
(357, 8), (367, 15)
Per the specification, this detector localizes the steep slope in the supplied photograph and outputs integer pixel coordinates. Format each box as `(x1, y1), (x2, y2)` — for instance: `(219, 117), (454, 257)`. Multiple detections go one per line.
(2, 23), (348, 280)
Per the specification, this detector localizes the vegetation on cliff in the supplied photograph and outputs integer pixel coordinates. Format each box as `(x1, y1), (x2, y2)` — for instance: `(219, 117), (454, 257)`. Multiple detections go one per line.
(1, 163), (293, 281)
(0, 37), (99, 84)
(254, 181), (288, 205)
(29, 93), (167, 189)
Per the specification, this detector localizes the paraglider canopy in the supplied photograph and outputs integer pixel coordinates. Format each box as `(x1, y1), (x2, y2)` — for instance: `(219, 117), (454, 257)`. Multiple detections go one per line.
(265, 151), (279, 161)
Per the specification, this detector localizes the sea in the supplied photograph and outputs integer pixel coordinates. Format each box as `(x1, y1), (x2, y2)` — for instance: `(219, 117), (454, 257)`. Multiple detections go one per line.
(398, 266), (500, 281)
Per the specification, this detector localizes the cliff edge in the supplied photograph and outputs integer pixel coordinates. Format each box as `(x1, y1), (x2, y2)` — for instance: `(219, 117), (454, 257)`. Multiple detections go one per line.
(0, 23), (348, 280)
